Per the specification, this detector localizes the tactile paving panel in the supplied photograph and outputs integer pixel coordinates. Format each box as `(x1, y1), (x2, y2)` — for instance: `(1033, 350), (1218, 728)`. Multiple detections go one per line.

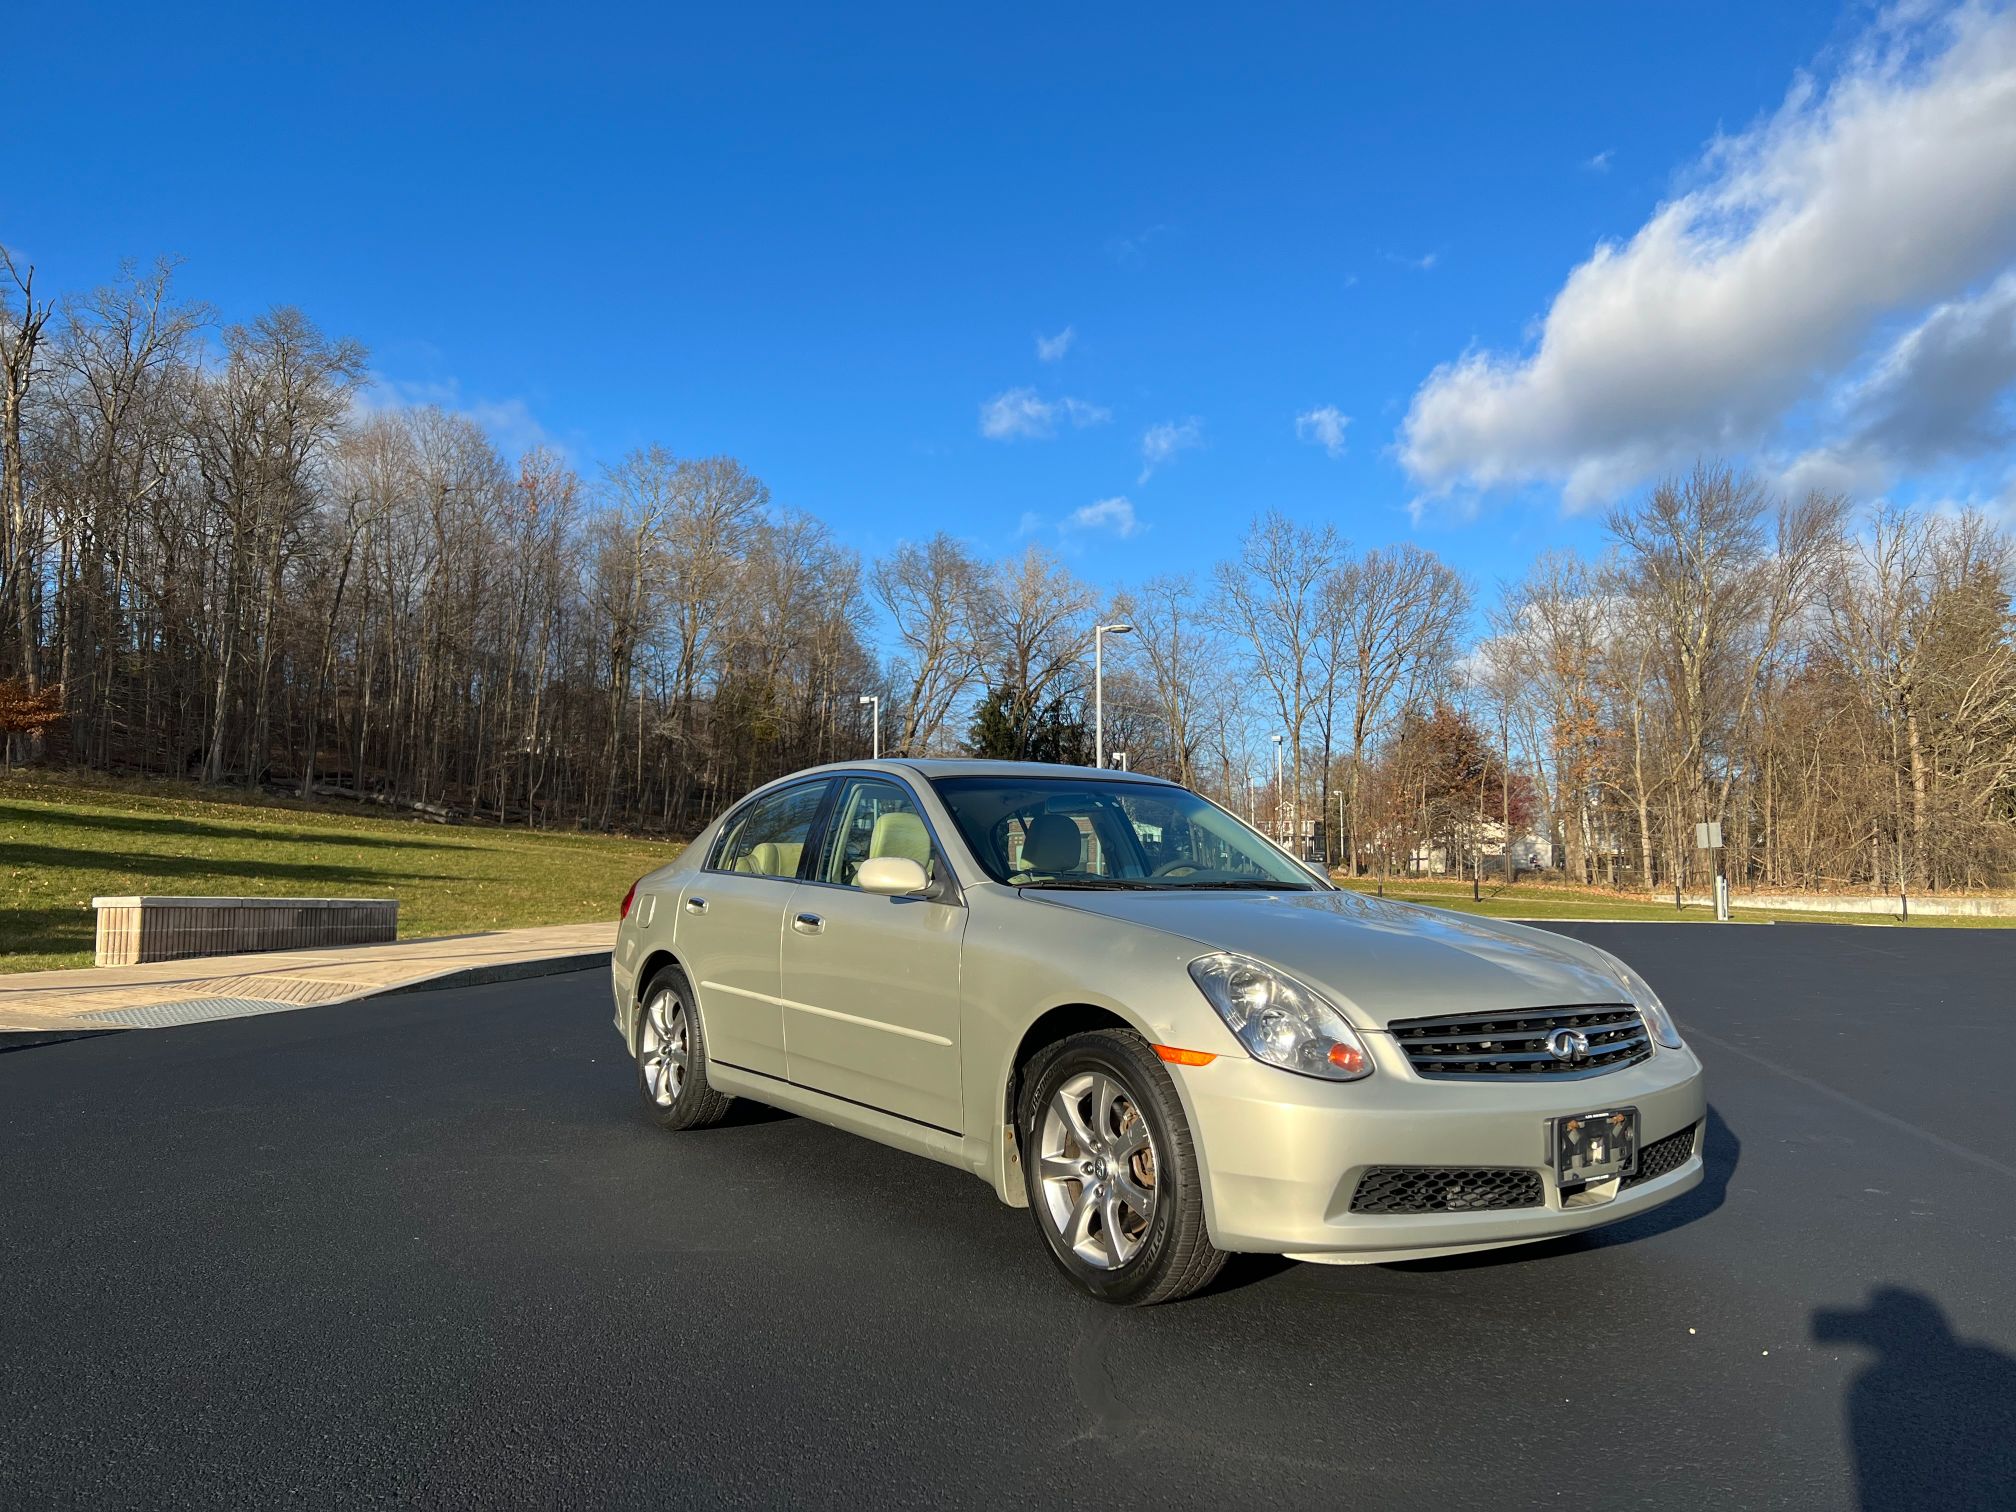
(78, 997), (307, 1028)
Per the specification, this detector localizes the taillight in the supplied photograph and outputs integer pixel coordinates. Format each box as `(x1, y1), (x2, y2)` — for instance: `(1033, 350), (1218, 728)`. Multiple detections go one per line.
(620, 880), (639, 920)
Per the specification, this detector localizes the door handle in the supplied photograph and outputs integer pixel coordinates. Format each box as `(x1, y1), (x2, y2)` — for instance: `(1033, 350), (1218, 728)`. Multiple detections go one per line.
(684, 897), (708, 915)
(792, 912), (825, 935)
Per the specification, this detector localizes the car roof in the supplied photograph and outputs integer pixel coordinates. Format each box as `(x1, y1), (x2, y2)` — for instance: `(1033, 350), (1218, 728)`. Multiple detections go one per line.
(891, 758), (1176, 784)
(768, 757), (1178, 786)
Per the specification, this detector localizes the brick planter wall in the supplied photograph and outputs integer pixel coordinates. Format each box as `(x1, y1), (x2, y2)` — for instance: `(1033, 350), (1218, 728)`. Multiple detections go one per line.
(92, 897), (400, 966)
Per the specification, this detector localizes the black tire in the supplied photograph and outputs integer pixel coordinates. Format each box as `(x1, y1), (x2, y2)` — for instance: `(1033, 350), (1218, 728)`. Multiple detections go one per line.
(634, 967), (735, 1131)
(1018, 1028), (1226, 1305)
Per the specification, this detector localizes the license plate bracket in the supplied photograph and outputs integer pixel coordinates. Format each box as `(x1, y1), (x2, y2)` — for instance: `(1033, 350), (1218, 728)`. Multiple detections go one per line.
(1553, 1106), (1639, 1186)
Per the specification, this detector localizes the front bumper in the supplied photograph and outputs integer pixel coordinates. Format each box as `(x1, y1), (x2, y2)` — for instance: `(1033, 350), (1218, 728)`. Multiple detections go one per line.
(1172, 1034), (1707, 1261)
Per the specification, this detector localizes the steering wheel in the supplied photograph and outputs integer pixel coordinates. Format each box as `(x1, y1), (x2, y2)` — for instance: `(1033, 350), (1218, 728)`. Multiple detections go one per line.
(1151, 860), (1203, 878)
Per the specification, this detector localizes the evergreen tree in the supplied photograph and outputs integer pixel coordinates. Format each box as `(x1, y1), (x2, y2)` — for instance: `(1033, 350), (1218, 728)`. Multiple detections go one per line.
(967, 686), (1093, 765)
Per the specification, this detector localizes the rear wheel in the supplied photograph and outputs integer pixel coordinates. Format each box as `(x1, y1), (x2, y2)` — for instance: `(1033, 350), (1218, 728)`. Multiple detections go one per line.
(1019, 1029), (1226, 1305)
(634, 968), (734, 1131)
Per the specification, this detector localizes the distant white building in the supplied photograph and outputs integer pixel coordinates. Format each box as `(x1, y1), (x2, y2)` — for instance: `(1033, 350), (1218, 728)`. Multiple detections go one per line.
(1404, 820), (1554, 876)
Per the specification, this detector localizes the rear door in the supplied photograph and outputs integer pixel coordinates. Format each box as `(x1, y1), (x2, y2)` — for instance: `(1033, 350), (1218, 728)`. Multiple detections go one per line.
(681, 779), (832, 1082)
(780, 774), (967, 1133)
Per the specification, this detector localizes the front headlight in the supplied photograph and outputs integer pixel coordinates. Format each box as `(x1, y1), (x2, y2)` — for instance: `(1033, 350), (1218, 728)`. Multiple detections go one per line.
(1187, 953), (1372, 1081)
(1609, 957), (1685, 1049)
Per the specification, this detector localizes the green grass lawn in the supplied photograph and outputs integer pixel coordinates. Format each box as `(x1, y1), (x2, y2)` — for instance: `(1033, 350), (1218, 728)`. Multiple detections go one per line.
(0, 771), (683, 972)
(1332, 874), (2016, 927)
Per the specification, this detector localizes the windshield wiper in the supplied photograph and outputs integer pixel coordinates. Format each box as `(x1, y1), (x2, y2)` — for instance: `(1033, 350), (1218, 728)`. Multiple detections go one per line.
(1019, 877), (1315, 892)
(1163, 879), (1314, 891)
(1017, 878), (1161, 890)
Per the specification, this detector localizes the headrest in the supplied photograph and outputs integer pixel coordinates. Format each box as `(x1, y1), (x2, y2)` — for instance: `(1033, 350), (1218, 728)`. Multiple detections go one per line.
(869, 810), (932, 865)
(1020, 812), (1082, 874)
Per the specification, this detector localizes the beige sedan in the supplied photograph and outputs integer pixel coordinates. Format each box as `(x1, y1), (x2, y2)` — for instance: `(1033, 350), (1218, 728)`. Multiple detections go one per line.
(612, 760), (1706, 1304)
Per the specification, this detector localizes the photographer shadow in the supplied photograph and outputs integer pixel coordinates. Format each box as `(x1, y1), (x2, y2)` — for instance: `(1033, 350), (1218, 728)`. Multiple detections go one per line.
(1815, 1286), (2016, 1510)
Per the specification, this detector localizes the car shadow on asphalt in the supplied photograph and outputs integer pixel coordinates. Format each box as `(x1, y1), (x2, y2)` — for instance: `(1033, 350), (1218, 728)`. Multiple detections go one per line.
(1815, 1287), (2016, 1510)
(711, 1099), (795, 1129)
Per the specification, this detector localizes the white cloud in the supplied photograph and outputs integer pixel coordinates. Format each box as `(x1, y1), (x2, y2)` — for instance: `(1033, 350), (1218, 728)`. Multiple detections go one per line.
(1296, 405), (1351, 458)
(1138, 417), (1203, 482)
(1773, 444), (1895, 504)
(1585, 149), (1614, 173)
(979, 388), (1053, 440)
(1385, 249), (1439, 271)
(1773, 272), (2016, 499)
(1106, 223), (1172, 264)
(357, 374), (560, 460)
(1844, 271), (2016, 460)
(978, 387), (1111, 440)
(1400, 3), (2016, 508)
(1063, 496), (1143, 537)
(1036, 325), (1076, 362)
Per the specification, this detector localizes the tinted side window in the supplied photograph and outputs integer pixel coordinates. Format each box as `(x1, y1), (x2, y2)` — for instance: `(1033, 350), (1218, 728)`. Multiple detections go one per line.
(713, 783), (829, 878)
(816, 778), (933, 887)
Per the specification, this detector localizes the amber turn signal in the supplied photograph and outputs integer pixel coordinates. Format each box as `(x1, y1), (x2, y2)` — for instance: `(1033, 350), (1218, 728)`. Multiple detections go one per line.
(1153, 1045), (1217, 1066)
(1326, 1042), (1367, 1075)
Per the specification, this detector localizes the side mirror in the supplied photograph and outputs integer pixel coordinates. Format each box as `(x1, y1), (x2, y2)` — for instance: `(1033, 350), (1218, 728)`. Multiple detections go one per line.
(857, 856), (931, 896)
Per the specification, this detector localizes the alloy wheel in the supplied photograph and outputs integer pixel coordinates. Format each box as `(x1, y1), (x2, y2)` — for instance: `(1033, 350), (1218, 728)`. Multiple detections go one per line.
(1036, 1070), (1158, 1269)
(639, 991), (689, 1106)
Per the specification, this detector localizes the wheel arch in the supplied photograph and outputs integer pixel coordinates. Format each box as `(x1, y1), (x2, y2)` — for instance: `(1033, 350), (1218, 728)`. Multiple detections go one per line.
(994, 1001), (1150, 1207)
(628, 949), (688, 1050)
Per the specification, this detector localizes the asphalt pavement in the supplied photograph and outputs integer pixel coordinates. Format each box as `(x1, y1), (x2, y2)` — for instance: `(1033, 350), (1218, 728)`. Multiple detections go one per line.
(4, 924), (2012, 1509)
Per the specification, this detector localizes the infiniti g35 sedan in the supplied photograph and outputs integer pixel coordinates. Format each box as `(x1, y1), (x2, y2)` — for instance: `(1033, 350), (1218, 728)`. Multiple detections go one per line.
(611, 759), (1706, 1304)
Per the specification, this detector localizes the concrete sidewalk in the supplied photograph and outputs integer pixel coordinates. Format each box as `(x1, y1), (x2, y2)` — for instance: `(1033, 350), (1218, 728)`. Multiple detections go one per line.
(0, 923), (615, 1035)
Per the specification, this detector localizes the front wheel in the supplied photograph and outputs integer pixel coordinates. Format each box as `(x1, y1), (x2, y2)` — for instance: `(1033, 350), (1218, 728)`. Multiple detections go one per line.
(1019, 1029), (1226, 1305)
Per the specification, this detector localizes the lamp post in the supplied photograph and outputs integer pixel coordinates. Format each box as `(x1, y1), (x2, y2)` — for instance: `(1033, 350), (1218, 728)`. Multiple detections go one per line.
(857, 694), (880, 759)
(1093, 622), (1132, 768)
(1271, 733), (1284, 844)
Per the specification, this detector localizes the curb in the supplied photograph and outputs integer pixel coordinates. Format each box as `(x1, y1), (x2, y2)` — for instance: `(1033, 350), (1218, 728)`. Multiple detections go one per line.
(0, 1029), (128, 1055)
(373, 949), (612, 997)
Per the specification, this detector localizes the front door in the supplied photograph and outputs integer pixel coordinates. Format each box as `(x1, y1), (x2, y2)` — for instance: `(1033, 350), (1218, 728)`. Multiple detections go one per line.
(781, 775), (966, 1133)
(681, 778), (831, 1081)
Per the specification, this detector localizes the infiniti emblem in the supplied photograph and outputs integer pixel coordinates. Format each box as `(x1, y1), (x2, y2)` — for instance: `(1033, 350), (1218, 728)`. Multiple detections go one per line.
(1546, 1028), (1591, 1063)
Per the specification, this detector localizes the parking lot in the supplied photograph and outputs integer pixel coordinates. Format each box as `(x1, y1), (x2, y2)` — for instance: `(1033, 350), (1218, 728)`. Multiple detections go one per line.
(3, 923), (2011, 1509)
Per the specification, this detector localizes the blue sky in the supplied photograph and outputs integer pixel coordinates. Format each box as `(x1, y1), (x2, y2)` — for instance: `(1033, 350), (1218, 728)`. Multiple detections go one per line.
(15, 2), (2016, 596)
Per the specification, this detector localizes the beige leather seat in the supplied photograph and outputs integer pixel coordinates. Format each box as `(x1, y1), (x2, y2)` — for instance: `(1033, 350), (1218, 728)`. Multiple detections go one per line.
(869, 811), (932, 868)
(1019, 813), (1082, 875)
(737, 841), (803, 877)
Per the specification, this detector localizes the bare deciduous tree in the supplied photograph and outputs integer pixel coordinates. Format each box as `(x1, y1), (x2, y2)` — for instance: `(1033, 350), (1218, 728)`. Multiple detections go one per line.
(872, 533), (984, 756)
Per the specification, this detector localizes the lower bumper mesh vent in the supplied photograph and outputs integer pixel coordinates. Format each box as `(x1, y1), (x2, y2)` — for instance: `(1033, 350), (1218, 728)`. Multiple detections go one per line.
(1622, 1122), (1700, 1188)
(1349, 1165), (1545, 1215)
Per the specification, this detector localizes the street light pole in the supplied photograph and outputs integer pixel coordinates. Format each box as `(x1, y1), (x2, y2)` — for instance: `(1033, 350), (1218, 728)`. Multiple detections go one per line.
(1093, 622), (1132, 768)
(857, 694), (880, 759)
(1271, 734), (1284, 845)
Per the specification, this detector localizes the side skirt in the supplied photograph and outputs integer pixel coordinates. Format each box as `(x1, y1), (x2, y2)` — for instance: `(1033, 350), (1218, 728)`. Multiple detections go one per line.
(707, 1058), (977, 1177)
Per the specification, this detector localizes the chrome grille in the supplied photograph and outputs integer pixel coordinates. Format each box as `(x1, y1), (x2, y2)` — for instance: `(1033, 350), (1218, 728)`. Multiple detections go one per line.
(1389, 1004), (1651, 1080)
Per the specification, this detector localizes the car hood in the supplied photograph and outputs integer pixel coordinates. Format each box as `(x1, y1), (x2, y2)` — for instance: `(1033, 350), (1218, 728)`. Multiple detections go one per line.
(1026, 887), (1630, 1030)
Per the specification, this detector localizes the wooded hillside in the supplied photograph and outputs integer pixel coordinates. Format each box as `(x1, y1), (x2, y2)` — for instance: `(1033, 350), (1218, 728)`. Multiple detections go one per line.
(4, 251), (2012, 889)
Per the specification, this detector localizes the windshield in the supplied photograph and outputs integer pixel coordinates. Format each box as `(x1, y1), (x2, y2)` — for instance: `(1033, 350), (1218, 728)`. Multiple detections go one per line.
(930, 774), (1324, 891)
